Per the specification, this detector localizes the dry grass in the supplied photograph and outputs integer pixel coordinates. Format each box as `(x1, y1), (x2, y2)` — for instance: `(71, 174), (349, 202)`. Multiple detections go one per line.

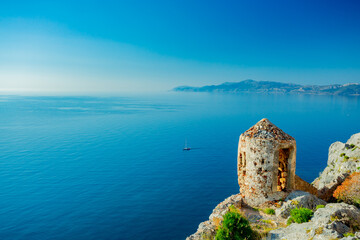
(333, 172), (360, 207)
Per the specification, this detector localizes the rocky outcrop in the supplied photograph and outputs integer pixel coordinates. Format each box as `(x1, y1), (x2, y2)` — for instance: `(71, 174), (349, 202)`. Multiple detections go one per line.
(187, 193), (360, 240)
(186, 194), (284, 240)
(186, 194), (243, 240)
(313, 133), (360, 201)
(269, 202), (360, 240)
(186, 220), (216, 240)
(186, 133), (360, 239)
(275, 191), (326, 219)
(208, 195), (243, 226)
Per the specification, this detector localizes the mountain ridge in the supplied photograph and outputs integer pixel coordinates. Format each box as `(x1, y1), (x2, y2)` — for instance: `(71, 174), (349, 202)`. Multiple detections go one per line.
(173, 79), (360, 96)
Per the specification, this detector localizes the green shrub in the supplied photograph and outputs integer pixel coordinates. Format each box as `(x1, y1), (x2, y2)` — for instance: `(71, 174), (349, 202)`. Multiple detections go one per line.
(340, 153), (346, 157)
(344, 156), (350, 160)
(263, 208), (275, 215)
(287, 208), (314, 225)
(215, 207), (256, 240)
(316, 205), (325, 210)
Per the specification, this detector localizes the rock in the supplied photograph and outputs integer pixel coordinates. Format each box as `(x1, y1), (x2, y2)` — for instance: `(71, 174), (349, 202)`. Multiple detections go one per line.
(209, 194), (243, 225)
(312, 133), (360, 201)
(186, 194), (244, 240)
(268, 221), (343, 240)
(186, 220), (216, 240)
(341, 237), (358, 240)
(187, 132), (360, 240)
(275, 191), (326, 218)
(269, 202), (360, 240)
(186, 193), (283, 239)
(312, 203), (360, 231)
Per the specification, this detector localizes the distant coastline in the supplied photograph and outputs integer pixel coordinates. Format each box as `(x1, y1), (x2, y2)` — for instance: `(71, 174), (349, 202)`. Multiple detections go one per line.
(173, 79), (360, 96)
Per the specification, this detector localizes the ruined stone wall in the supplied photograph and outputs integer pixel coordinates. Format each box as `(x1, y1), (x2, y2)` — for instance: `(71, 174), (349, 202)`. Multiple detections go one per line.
(294, 175), (318, 196)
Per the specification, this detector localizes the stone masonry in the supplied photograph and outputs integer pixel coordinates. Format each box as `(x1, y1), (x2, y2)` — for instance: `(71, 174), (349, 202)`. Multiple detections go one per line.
(237, 118), (297, 205)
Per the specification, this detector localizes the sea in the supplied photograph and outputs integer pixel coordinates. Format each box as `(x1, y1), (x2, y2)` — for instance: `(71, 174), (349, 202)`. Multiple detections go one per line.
(0, 92), (359, 240)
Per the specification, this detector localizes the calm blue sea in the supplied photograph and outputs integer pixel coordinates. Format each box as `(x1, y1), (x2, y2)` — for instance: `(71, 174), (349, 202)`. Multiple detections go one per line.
(0, 93), (359, 240)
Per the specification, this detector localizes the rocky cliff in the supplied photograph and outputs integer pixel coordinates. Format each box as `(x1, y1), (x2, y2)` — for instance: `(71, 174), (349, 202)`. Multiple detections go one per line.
(186, 133), (360, 240)
(312, 133), (360, 201)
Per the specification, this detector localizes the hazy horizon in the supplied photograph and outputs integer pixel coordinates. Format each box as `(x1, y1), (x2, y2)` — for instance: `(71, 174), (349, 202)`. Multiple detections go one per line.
(1, 1), (360, 93)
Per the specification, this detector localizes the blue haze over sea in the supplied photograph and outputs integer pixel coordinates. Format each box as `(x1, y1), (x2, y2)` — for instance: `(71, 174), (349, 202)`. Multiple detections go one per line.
(0, 93), (359, 240)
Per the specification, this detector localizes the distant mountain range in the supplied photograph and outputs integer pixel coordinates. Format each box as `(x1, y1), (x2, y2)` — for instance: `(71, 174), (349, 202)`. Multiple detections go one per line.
(173, 80), (360, 96)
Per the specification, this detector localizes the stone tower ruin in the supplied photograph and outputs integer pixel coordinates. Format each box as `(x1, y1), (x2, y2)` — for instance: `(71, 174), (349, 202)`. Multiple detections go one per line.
(237, 118), (297, 204)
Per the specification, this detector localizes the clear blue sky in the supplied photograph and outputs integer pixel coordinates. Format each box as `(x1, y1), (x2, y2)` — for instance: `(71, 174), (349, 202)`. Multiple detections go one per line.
(1, 0), (360, 93)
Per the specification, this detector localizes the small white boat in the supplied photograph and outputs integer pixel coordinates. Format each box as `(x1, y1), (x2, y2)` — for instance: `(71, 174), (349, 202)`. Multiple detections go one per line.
(183, 139), (191, 151)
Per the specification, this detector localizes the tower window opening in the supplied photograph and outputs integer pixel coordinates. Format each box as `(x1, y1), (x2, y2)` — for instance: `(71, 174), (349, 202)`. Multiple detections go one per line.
(277, 148), (290, 191)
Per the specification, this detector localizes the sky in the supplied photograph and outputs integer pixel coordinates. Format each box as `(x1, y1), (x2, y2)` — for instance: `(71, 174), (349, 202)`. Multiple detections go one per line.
(1, 0), (360, 94)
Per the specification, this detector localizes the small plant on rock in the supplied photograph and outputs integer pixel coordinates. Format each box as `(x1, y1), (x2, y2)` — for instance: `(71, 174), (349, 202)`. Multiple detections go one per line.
(260, 219), (272, 224)
(330, 215), (339, 222)
(346, 144), (356, 149)
(343, 232), (355, 237)
(316, 205), (325, 210)
(287, 207), (314, 225)
(263, 208), (275, 215)
(315, 227), (324, 234)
